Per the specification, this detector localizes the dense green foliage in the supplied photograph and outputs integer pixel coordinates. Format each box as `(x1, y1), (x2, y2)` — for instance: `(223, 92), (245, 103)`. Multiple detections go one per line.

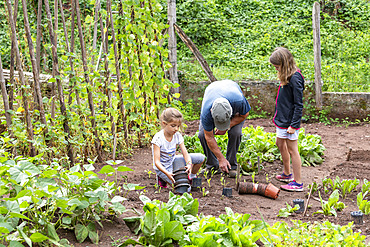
(175, 0), (370, 92)
(0, 154), (140, 245)
(0, 0), (175, 162)
(122, 192), (368, 246)
(184, 126), (325, 173)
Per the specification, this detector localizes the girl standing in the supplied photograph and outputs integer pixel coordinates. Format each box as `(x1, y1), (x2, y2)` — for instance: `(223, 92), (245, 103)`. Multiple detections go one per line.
(270, 47), (305, 192)
(152, 108), (205, 188)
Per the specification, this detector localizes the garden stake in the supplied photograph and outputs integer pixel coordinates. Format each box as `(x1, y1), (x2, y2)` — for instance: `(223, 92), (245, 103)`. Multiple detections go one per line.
(236, 163), (241, 190)
(346, 147), (352, 161)
(257, 156), (260, 174)
(303, 183), (314, 215)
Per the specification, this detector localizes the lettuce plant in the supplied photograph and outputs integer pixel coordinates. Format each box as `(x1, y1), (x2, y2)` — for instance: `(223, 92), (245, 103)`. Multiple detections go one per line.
(357, 192), (370, 215)
(314, 190), (346, 217)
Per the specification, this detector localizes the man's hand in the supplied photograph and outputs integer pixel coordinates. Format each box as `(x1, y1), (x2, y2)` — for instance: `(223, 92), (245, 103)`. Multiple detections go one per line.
(214, 129), (227, 135)
(219, 158), (231, 173)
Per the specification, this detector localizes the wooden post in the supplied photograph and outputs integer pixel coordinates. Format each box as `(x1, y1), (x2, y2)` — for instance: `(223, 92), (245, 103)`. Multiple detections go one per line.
(174, 23), (217, 82)
(313, 2), (322, 110)
(167, 0), (179, 98)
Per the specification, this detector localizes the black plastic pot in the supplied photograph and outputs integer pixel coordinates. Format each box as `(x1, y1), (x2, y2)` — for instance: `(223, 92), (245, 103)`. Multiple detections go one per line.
(351, 211), (363, 224)
(293, 199), (304, 213)
(173, 167), (186, 174)
(175, 178), (189, 185)
(191, 177), (202, 188)
(173, 159), (186, 172)
(222, 187), (232, 197)
(173, 172), (188, 181)
(174, 183), (190, 194)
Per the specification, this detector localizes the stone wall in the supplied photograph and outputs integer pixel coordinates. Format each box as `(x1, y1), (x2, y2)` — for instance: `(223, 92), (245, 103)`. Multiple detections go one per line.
(180, 79), (370, 120)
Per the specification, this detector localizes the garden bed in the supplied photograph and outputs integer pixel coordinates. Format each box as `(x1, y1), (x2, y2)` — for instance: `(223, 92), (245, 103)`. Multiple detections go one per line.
(61, 118), (370, 246)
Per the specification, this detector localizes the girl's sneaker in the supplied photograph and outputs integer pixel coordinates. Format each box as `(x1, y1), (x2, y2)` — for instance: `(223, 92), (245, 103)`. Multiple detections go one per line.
(280, 180), (303, 192)
(157, 176), (168, 188)
(275, 173), (294, 183)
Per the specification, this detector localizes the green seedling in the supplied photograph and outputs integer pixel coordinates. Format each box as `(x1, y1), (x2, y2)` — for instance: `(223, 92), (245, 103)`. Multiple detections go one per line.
(361, 179), (370, 195)
(251, 171), (256, 184)
(314, 190), (346, 217)
(357, 192), (370, 215)
(145, 169), (153, 179)
(203, 169), (209, 180)
(277, 202), (299, 217)
(220, 174), (229, 188)
(202, 187), (209, 197)
(339, 178), (359, 199)
(265, 174), (270, 183)
(207, 176), (212, 187)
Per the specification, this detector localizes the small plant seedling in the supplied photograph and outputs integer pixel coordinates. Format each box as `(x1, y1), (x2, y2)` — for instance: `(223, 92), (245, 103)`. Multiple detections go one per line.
(207, 176), (212, 187)
(251, 171), (256, 184)
(145, 169), (153, 179)
(265, 174), (270, 183)
(203, 170), (209, 180)
(277, 202), (299, 217)
(220, 174), (229, 188)
(202, 187), (209, 197)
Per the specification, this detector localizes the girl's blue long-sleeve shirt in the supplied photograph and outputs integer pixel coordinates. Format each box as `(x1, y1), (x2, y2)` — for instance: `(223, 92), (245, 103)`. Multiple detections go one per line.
(273, 71), (305, 129)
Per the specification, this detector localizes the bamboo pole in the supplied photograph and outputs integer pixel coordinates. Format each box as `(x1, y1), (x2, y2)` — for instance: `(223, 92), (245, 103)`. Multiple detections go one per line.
(44, 0), (75, 164)
(75, 0), (103, 162)
(21, 0), (48, 129)
(91, 0), (101, 65)
(36, 0), (42, 74)
(107, 0), (128, 140)
(5, 0), (36, 157)
(313, 2), (323, 110)
(174, 23), (217, 82)
(0, 55), (13, 137)
(67, 0), (81, 106)
(8, 0), (19, 112)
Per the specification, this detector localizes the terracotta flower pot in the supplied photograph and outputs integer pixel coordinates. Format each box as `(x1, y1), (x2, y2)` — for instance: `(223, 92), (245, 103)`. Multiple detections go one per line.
(238, 182), (258, 194)
(264, 183), (280, 200)
(238, 182), (280, 200)
(257, 183), (267, 196)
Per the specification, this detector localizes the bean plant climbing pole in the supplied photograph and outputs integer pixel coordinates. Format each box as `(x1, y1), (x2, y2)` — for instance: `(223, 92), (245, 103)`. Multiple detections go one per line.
(2, 0), (172, 164)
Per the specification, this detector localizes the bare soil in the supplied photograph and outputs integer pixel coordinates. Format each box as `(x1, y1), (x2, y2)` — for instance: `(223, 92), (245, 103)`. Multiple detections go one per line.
(62, 119), (370, 246)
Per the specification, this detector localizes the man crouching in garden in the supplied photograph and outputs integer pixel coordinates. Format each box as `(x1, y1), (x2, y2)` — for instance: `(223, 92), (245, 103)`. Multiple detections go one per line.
(198, 80), (251, 177)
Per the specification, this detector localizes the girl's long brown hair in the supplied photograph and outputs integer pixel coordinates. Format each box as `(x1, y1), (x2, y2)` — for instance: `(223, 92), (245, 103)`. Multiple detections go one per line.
(269, 47), (297, 85)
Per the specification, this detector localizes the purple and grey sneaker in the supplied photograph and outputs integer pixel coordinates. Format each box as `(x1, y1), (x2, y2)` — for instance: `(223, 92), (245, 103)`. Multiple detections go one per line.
(275, 173), (294, 183)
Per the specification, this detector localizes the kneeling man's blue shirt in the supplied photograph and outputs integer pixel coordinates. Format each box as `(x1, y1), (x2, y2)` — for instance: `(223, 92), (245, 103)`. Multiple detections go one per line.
(200, 80), (251, 132)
